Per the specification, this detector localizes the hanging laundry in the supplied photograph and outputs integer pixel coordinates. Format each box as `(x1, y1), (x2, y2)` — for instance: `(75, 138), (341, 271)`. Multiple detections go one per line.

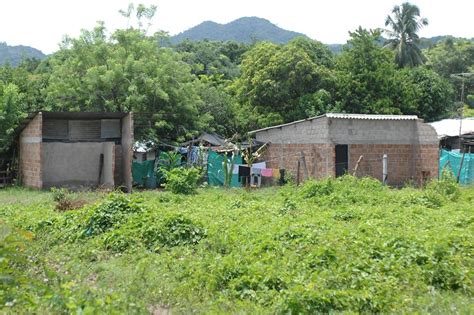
(232, 164), (240, 174)
(272, 168), (280, 178)
(261, 168), (273, 177)
(250, 168), (262, 187)
(251, 168), (262, 176)
(251, 162), (266, 169)
(238, 165), (250, 182)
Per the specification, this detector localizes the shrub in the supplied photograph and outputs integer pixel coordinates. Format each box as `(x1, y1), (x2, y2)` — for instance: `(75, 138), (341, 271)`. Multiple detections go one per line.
(50, 187), (86, 211)
(162, 167), (201, 194)
(427, 170), (460, 201)
(83, 193), (144, 237)
(0, 222), (37, 308)
(142, 214), (207, 250)
(300, 178), (334, 198)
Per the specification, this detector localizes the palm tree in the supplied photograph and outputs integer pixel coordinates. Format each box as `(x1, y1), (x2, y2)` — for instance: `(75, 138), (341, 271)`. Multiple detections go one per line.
(384, 2), (428, 68)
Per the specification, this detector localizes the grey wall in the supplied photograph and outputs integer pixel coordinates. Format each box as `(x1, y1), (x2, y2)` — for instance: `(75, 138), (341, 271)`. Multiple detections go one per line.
(329, 119), (417, 144)
(255, 117), (329, 144)
(42, 142), (115, 189)
(255, 117), (438, 145)
(415, 121), (439, 145)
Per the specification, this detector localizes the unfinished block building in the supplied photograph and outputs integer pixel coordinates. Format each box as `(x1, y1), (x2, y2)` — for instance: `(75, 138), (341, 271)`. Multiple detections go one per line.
(251, 113), (439, 186)
(18, 112), (133, 191)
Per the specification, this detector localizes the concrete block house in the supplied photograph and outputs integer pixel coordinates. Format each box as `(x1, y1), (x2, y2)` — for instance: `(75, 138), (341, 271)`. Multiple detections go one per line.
(251, 113), (439, 186)
(18, 112), (133, 191)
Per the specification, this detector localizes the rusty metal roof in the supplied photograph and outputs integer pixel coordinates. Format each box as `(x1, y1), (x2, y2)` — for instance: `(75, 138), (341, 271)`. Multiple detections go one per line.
(249, 113), (420, 134)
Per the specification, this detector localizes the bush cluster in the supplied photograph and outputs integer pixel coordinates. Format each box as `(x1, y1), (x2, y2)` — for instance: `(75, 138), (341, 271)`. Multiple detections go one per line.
(162, 167), (202, 194)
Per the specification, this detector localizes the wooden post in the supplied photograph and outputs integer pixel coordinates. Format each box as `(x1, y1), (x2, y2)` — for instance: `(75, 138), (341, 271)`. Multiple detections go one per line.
(352, 155), (364, 176)
(300, 151), (309, 180)
(98, 153), (104, 186)
(296, 159), (301, 186)
(457, 151), (466, 183)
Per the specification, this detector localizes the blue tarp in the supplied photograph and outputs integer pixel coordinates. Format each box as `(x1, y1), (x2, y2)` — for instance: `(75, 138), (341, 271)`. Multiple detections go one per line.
(439, 149), (474, 185)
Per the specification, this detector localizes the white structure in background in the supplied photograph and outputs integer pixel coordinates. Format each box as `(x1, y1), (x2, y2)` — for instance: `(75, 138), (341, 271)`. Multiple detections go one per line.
(429, 118), (474, 139)
(429, 118), (474, 152)
(133, 141), (156, 161)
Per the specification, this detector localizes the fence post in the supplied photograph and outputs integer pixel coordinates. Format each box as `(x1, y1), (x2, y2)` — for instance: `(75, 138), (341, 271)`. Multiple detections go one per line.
(300, 151), (309, 181)
(352, 155), (364, 176)
(296, 159), (301, 186)
(382, 154), (388, 185)
(457, 152), (466, 183)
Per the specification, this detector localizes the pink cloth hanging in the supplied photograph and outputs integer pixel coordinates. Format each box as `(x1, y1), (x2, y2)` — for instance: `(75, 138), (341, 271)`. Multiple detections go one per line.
(261, 168), (273, 177)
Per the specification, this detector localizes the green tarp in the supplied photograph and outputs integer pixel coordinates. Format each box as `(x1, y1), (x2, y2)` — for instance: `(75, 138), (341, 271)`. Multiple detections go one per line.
(132, 160), (157, 188)
(207, 151), (242, 187)
(439, 149), (474, 185)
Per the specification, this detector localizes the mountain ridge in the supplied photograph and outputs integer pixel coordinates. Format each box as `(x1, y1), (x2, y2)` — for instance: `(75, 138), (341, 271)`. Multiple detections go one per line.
(0, 42), (46, 66)
(171, 17), (307, 44)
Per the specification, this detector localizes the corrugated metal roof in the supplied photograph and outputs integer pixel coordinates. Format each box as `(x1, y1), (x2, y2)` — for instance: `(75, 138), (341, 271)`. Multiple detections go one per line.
(249, 113), (419, 134)
(325, 113), (418, 120)
(429, 118), (474, 139)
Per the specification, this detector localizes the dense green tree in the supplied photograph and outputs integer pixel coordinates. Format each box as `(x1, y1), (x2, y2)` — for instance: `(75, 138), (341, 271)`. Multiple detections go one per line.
(426, 39), (474, 78)
(397, 67), (455, 121)
(384, 2), (428, 67)
(426, 39), (474, 104)
(233, 37), (335, 131)
(0, 83), (24, 152)
(43, 24), (206, 142)
(175, 40), (248, 80)
(335, 28), (402, 114)
(195, 77), (237, 136)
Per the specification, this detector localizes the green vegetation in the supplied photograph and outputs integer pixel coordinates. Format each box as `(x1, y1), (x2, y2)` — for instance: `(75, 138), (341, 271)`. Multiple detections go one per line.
(1, 3), (474, 152)
(1, 177), (473, 313)
(162, 167), (202, 194)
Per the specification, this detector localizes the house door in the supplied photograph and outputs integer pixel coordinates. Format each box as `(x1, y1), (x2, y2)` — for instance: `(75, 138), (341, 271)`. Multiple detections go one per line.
(335, 144), (348, 177)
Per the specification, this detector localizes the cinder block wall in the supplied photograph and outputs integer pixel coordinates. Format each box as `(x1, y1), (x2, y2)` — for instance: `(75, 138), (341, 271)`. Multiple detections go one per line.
(348, 144), (415, 185)
(257, 117), (334, 179)
(256, 117), (439, 185)
(19, 113), (43, 189)
(264, 143), (335, 180)
(414, 121), (440, 184)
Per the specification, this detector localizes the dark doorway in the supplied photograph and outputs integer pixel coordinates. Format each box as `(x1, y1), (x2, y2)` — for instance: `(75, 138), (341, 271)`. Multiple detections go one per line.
(335, 145), (348, 177)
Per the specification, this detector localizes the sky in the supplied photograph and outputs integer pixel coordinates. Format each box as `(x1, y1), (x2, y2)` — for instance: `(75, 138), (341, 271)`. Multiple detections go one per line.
(1, 0), (473, 54)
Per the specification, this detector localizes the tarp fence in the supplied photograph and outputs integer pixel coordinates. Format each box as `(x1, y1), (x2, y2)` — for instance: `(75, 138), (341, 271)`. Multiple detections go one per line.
(439, 149), (474, 185)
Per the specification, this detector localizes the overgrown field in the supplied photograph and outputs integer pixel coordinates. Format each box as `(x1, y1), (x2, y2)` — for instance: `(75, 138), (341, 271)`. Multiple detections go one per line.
(1, 176), (473, 313)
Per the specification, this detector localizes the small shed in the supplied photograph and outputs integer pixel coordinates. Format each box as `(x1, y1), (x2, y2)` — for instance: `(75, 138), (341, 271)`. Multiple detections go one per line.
(17, 112), (133, 191)
(250, 113), (439, 186)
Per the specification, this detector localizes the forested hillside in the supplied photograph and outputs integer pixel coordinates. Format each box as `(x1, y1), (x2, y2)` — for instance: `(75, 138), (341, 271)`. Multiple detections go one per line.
(171, 17), (306, 44)
(0, 42), (45, 66)
(1, 4), (473, 153)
